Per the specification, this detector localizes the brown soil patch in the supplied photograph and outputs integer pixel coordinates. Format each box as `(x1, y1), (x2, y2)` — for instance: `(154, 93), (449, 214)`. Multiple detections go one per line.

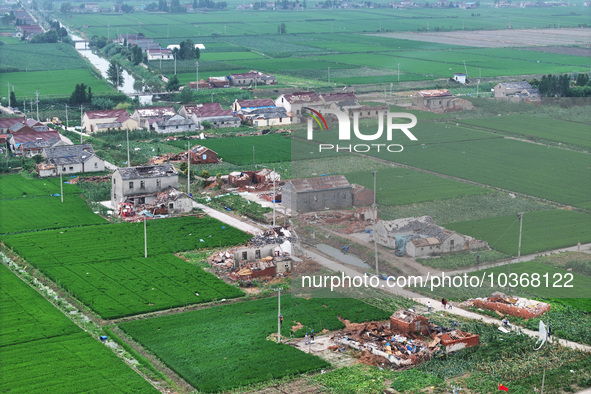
(292, 321), (304, 332)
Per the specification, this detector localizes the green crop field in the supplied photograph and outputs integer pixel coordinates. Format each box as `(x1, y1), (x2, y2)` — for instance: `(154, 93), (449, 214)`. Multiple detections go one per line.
(0, 43), (88, 73)
(0, 196), (107, 234)
(2, 216), (250, 318)
(0, 174), (82, 199)
(119, 296), (390, 392)
(446, 209), (591, 256)
(0, 264), (157, 393)
(2, 216), (250, 266)
(42, 254), (245, 319)
(0, 69), (112, 98)
(173, 133), (292, 165)
(345, 167), (489, 206)
(457, 115), (591, 149)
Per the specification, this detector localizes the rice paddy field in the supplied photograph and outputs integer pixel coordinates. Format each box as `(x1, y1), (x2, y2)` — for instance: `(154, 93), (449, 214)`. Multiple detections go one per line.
(0, 174), (82, 199)
(1, 216), (250, 318)
(0, 195), (108, 234)
(345, 166), (490, 206)
(445, 209), (591, 256)
(0, 264), (157, 393)
(118, 296), (390, 392)
(457, 115), (591, 149)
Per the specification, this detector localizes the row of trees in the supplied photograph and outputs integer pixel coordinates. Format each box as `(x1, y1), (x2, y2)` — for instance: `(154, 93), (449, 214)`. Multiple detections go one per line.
(173, 39), (201, 60)
(533, 73), (591, 98)
(69, 83), (93, 105)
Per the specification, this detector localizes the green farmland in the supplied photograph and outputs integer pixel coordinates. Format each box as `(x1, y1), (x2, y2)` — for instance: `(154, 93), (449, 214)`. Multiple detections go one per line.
(119, 296), (390, 392)
(1, 216), (250, 318)
(0, 69), (112, 99)
(0, 196), (107, 234)
(0, 174), (81, 199)
(2, 216), (251, 266)
(0, 264), (157, 393)
(345, 167), (489, 206)
(0, 43), (89, 73)
(457, 115), (591, 149)
(41, 254), (244, 319)
(446, 209), (591, 256)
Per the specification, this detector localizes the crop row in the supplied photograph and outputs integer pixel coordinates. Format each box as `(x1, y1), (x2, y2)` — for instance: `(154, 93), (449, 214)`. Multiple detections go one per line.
(0, 195), (107, 234)
(0, 174), (81, 200)
(2, 216), (251, 267)
(0, 264), (157, 393)
(0, 43), (88, 73)
(119, 296), (390, 392)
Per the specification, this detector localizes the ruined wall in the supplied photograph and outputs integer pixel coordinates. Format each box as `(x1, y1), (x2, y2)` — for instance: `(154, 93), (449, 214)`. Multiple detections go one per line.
(472, 299), (551, 319)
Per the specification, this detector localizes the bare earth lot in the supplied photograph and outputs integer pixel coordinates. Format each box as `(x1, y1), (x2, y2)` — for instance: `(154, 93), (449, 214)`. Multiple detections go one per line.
(372, 28), (591, 47)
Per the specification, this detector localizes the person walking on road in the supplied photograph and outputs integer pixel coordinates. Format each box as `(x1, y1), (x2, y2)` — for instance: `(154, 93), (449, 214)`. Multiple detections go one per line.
(427, 301), (432, 312)
(441, 298), (447, 309)
(304, 333), (309, 345)
(311, 329), (315, 343)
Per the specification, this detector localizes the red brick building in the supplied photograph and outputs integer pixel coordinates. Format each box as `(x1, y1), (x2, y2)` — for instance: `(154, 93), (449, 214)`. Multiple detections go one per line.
(390, 309), (429, 335)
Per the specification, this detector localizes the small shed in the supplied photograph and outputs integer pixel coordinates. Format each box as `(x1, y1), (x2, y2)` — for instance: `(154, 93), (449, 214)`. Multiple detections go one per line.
(390, 309), (429, 336)
(453, 73), (467, 84)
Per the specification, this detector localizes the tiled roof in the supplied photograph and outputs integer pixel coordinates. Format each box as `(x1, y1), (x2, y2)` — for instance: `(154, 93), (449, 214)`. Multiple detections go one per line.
(85, 109), (129, 120)
(116, 164), (177, 180)
(237, 99), (275, 108)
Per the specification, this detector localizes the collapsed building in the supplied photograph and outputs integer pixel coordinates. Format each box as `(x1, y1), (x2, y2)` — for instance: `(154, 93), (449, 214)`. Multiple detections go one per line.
(332, 309), (479, 367)
(465, 292), (551, 319)
(209, 227), (294, 280)
(374, 216), (487, 257)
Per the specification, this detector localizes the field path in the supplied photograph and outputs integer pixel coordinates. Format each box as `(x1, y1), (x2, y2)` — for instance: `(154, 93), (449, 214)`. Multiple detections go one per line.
(298, 245), (591, 353)
(192, 202), (263, 235)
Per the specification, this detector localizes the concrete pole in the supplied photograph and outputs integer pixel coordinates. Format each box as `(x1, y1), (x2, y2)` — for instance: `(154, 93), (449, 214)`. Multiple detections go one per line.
(277, 288), (281, 344)
(35, 91), (39, 121)
(65, 104), (69, 130)
(144, 215), (147, 258)
(80, 105), (84, 138)
(195, 61), (199, 91)
(7, 82), (10, 108)
(187, 141), (191, 196)
(372, 170), (379, 277)
(272, 169), (276, 226)
(60, 170), (63, 203)
(126, 129), (130, 167)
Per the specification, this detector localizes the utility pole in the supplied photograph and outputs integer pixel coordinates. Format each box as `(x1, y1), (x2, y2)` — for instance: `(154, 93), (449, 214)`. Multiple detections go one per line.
(144, 215), (148, 258)
(328, 67), (330, 83)
(195, 61), (199, 91)
(397, 63), (400, 82)
(274, 288), (282, 343)
(517, 212), (524, 258)
(187, 141), (191, 196)
(174, 54), (177, 75)
(35, 91), (39, 121)
(65, 104), (69, 130)
(6, 82), (10, 108)
(372, 171), (379, 277)
(252, 145), (255, 168)
(463, 60), (468, 76)
(126, 128), (130, 167)
(80, 105), (84, 136)
(59, 170), (63, 203)
(272, 169), (276, 226)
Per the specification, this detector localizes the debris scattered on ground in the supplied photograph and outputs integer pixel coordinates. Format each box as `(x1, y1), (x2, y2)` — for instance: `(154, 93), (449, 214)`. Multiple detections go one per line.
(463, 292), (551, 319)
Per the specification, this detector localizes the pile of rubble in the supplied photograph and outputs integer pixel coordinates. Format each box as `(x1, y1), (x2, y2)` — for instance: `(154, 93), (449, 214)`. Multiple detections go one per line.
(330, 309), (479, 368)
(250, 227), (293, 247)
(149, 152), (187, 165)
(300, 211), (369, 234)
(68, 175), (110, 184)
(464, 292), (551, 319)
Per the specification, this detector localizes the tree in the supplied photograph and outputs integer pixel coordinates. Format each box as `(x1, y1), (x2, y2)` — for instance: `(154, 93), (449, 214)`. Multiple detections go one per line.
(180, 88), (193, 104)
(575, 73), (589, 87)
(69, 83), (89, 105)
(60, 2), (72, 13)
(131, 45), (143, 65)
(91, 97), (115, 109)
(107, 61), (124, 87)
(166, 75), (181, 91)
(87, 86), (92, 102)
(201, 170), (209, 178)
(121, 4), (134, 12)
(178, 39), (199, 60)
(9, 91), (16, 107)
(277, 23), (286, 34)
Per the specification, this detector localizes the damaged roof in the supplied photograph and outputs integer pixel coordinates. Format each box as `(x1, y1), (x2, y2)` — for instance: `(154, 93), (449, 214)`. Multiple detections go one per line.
(44, 144), (96, 164)
(287, 175), (351, 193)
(418, 89), (452, 98)
(116, 164), (178, 180)
(134, 106), (176, 118)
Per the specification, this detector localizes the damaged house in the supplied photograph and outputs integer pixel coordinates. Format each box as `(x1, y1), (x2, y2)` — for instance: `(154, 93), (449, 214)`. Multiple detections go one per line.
(111, 164), (179, 208)
(189, 145), (219, 165)
(36, 144), (105, 177)
(210, 227), (293, 280)
(374, 216), (487, 257)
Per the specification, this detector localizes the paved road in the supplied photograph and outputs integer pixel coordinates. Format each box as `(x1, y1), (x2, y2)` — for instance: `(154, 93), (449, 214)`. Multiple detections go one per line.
(192, 202), (263, 235)
(299, 246), (591, 353)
